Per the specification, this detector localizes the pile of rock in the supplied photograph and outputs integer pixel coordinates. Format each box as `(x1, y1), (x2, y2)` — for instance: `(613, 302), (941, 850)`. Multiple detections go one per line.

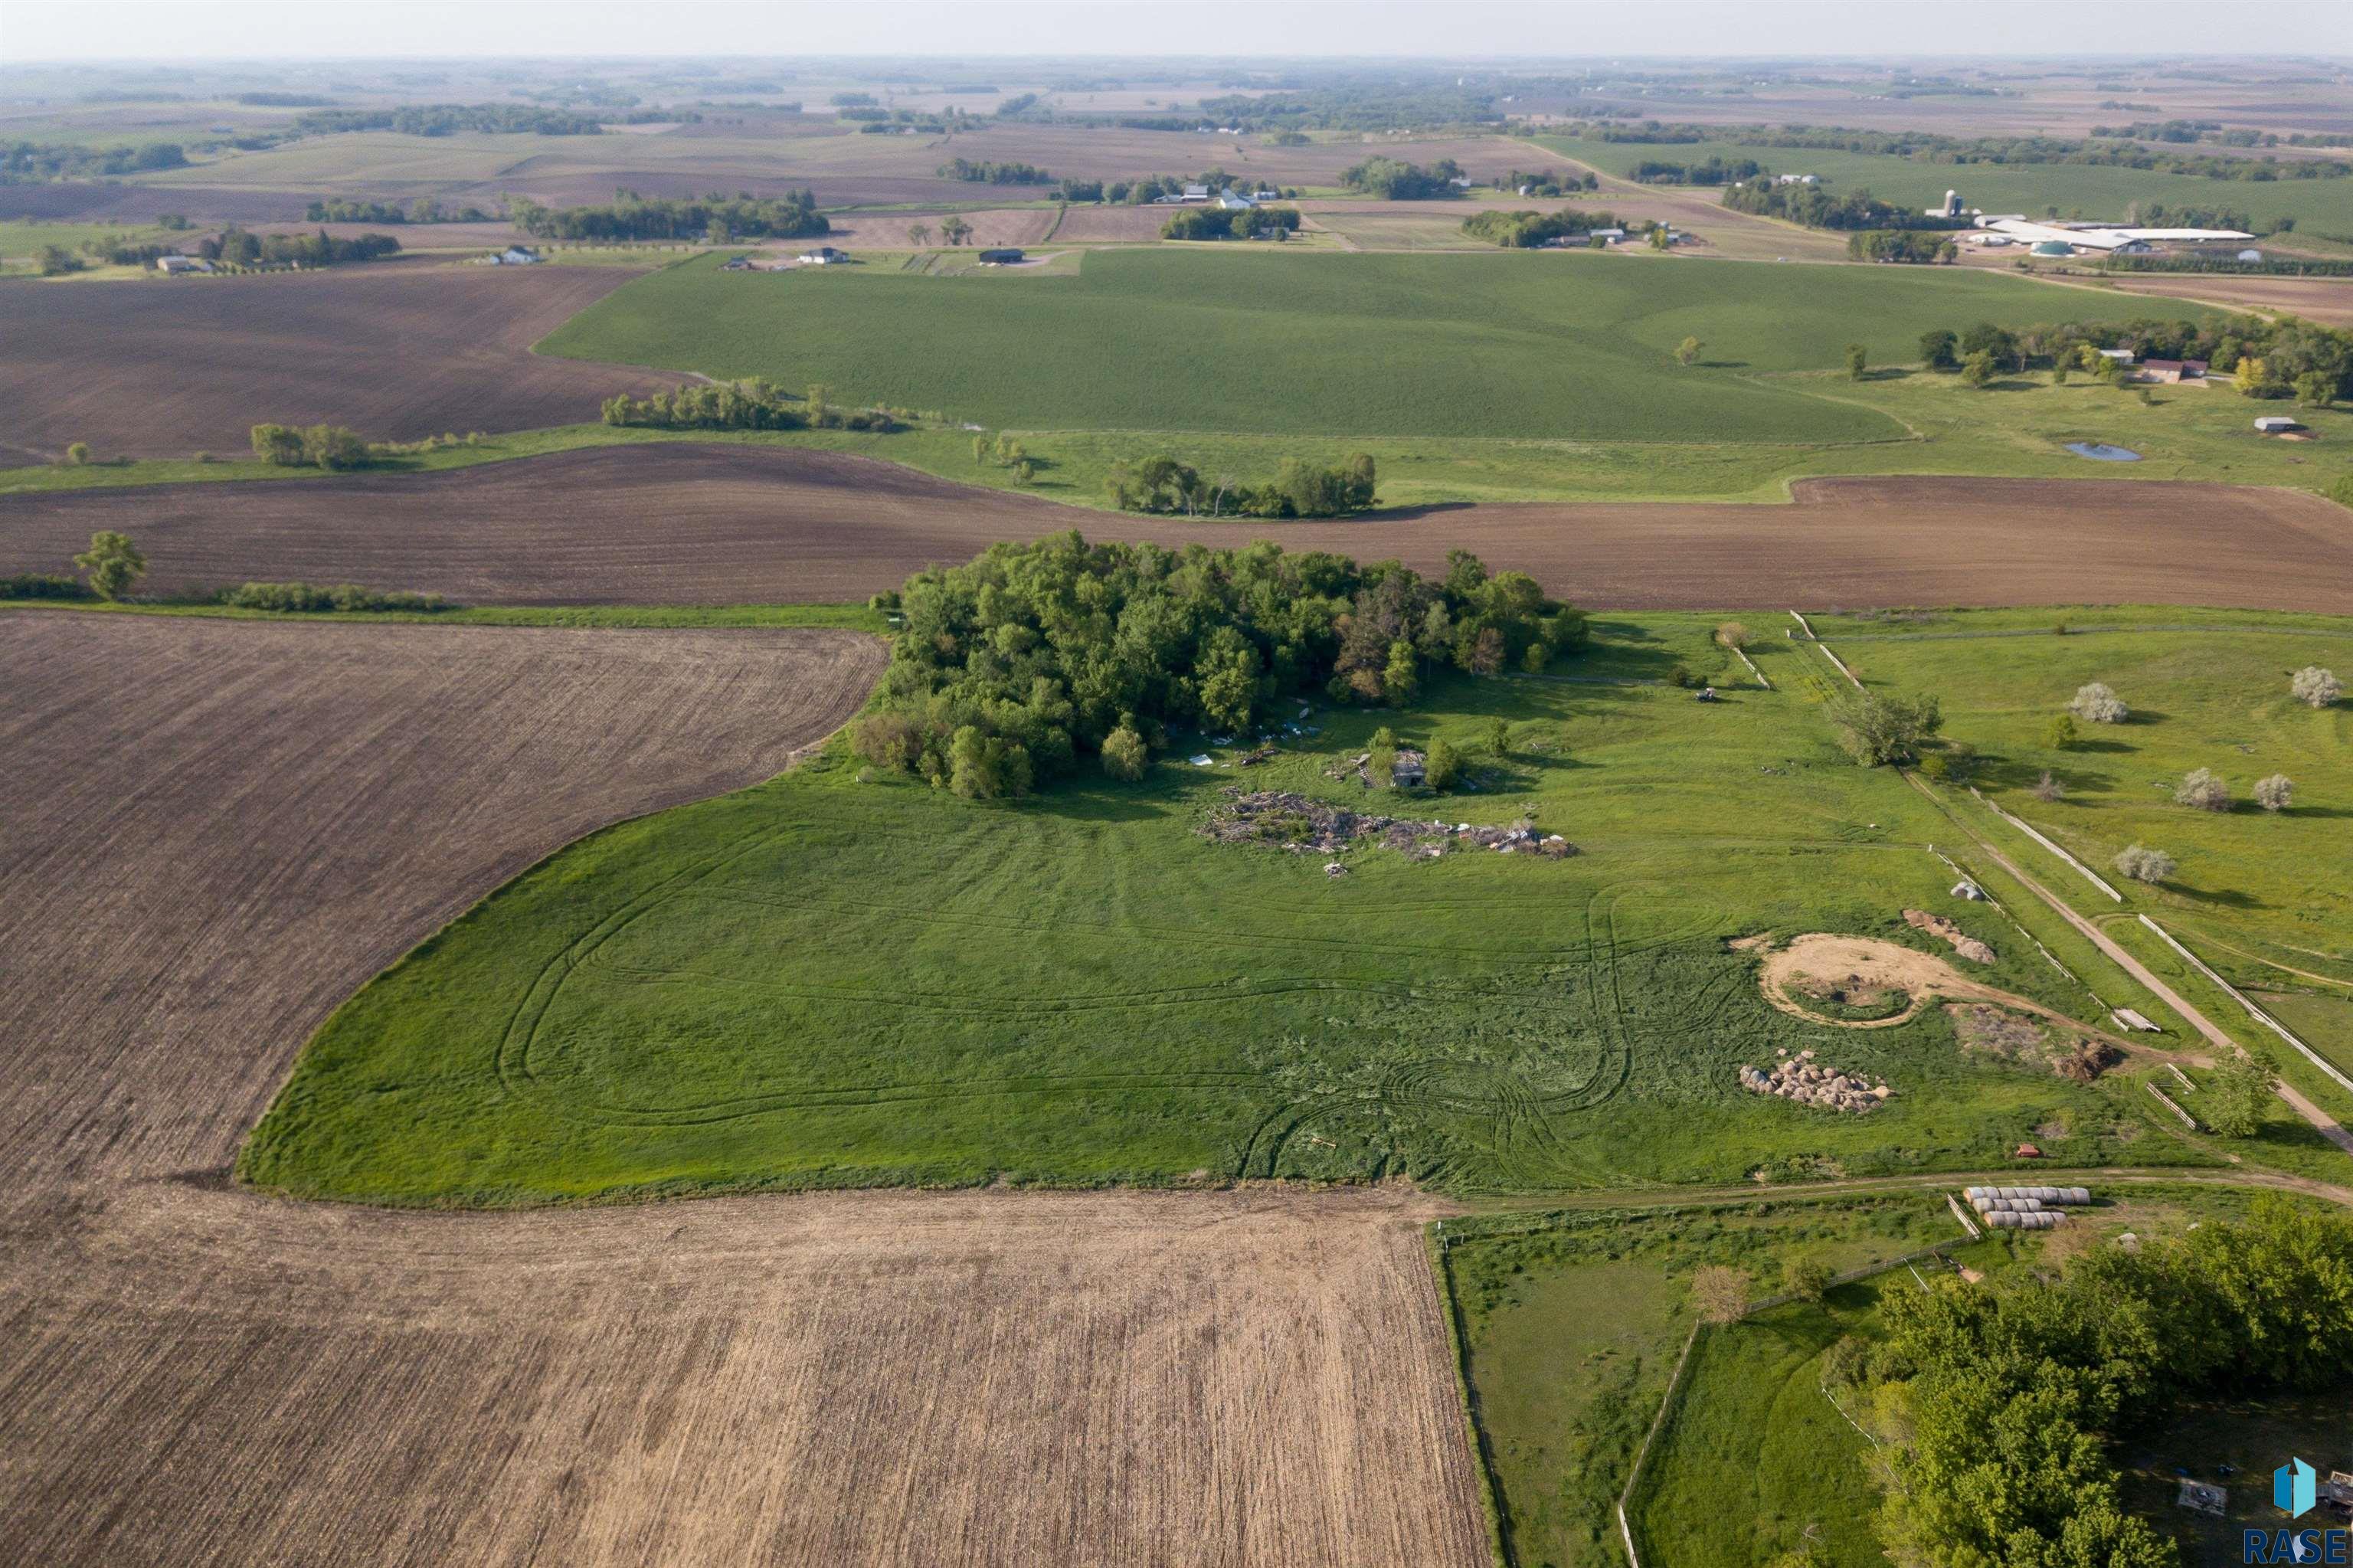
(1737, 1048), (1892, 1113)
(1903, 908), (1996, 965)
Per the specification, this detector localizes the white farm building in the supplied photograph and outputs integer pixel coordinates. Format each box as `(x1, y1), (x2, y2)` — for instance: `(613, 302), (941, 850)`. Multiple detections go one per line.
(1981, 218), (2255, 253)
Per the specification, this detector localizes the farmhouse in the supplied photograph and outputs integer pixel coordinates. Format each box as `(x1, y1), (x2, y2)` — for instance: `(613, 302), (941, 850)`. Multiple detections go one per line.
(1588, 227), (1628, 244)
(154, 255), (211, 274)
(798, 246), (849, 265)
(1774, 173), (1820, 185)
(2137, 358), (2207, 384)
(1215, 189), (1257, 211)
(492, 246), (542, 266)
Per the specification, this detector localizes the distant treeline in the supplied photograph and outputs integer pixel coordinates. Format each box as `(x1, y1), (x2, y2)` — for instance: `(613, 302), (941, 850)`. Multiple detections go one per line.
(1190, 83), (1503, 133)
(201, 228), (401, 267)
(1576, 119), (2351, 182)
(1499, 168), (1600, 197)
(1916, 312), (2351, 404)
(1108, 453), (1376, 519)
(2103, 254), (2353, 277)
(2, 139), (186, 180)
(511, 190), (827, 241)
(1625, 155), (1763, 186)
(937, 158), (1053, 185)
(305, 198), (497, 224)
(1459, 207), (1621, 247)
(1160, 206), (1300, 241)
(1723, 178), (1959, 232)
(1340, 157), (1464, 199)
(601, 380), (904, 434)
(1846, 230), (1959, 263)
(286, 104), (692, 138)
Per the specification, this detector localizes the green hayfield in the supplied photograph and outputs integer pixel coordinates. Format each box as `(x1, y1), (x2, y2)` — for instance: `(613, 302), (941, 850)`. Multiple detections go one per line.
(535, 248), (2220, 445)
(235, 606), (2353, 1210)
(1824, 617), (2353, 990)
(1538, 136), (2353, 237)
(1448, 1196), (1959, 1568)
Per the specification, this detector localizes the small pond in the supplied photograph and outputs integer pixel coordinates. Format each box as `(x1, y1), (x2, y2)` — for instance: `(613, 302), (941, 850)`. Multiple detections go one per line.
(2064, 441), (2142, 462)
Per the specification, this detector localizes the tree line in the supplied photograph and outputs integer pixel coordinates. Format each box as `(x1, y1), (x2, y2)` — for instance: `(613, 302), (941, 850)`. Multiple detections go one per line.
(1105, 453), (1376, 518)
(198, 228), (401, 267)
(1840, 1198), (2353, 1568)
(1460, 206), (1623, 247)
(601, 379), (904, 434)
(1499, 168), (1602, 197)
(1913, 310), (2351, 403)
(304, 198), (496, 224)
(1625, 155), (1764, 185)
(1723, 178), (1959, 232)
(2, 139), (186, 180)
(509, 190), (828, 242)
(1159, 206), (1301, 241)
(1572, 118), (2351, 182)
(285, 104), (688, 138)
(852, 534), (1586, 799)
(1340, 157), (1464, 200)
(936, 158), (1053, 185)
(1846, 230), (1960, 263)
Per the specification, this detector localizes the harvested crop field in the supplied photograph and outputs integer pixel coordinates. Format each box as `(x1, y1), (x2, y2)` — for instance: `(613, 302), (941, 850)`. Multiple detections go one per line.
(0, 612), (1483, 1567)
(8, 445), (2348, 612)
(0, 264), (686, 465)
(2097, 274), (2353, 329)
(0, 180), (321, 224)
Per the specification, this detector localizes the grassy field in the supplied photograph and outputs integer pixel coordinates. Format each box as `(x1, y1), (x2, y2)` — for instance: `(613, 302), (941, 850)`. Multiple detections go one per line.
(535, 247), (2225, 445)
(234, 604), (2353, 1209)
(1448, 1182), (2323, 1568)
(1536, 135), (2353, 238)
(1445, 1196), (1962, 1568)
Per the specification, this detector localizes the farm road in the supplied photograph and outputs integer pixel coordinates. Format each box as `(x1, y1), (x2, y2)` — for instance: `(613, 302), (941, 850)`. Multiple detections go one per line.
(0, 611), (1486, 1568)
(6, 444), (2348, 611)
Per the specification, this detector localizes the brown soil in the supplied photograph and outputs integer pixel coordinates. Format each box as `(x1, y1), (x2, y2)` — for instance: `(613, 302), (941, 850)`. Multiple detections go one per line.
(0, 612), (1484, 1567)
(0, 265), (688, 465)
(2099, 274), (2353, 328)
(0, 182), (323, 224)
(8, 447), (2350, 612)
(1756, 934), (2142, 1054)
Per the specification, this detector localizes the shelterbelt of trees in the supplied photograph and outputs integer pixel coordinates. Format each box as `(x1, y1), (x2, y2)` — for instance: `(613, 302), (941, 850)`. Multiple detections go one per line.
(511, 190), (827, 242)
(854, 535), (1586, 799)
(1915, 310), (2352, 401)
(1846, 1198), (2353, 1568)
(1572, 119), (2353, 180)
(1460, 205), (1624, 247)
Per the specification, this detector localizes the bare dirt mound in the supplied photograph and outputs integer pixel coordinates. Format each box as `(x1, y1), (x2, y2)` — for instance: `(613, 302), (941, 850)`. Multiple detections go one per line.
(0, 612), (1484, 1568)
(0, 265), (688, 464)
(5, 449), (2349, 611)
(1753, 934), (2146, 1060)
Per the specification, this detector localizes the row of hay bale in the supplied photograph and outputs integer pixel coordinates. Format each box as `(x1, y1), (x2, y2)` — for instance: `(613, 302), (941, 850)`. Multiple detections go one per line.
(1964, 1185), (2092, 1229)
(1964, 1185), (2092, 1206)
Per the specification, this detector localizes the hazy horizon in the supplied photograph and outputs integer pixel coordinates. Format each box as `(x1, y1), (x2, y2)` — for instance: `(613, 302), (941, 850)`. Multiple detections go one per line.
(5, 0), (2348, 66)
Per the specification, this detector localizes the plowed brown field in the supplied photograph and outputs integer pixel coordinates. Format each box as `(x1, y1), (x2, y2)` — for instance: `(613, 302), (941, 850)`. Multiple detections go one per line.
(0, 612), (1485, 1568)
(8, 445), (2348, 611)
(0, 265), (687, 465)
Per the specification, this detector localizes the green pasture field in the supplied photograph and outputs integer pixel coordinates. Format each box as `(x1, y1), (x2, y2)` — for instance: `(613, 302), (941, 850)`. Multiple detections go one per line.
(1445, 1195), (1961, 1568)
(0, 218), (172, 261)
(1536, 136), (2353, 238)
(1823, 616), (2353, 994)
(534, 247), (2223, 445)
(1448, 1182), (2299, 1568)
(237, 604), (2353, 1210)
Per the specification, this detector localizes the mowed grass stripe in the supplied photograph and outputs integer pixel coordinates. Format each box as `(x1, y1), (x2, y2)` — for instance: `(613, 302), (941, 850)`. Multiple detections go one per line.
(539, 249), (2216, 444)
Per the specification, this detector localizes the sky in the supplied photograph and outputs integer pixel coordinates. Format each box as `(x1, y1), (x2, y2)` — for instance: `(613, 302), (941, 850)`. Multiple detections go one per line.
(3, 0), (2347, 64)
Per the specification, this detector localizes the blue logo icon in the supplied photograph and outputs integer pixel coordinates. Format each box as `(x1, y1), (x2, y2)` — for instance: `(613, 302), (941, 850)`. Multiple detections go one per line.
(2278, 1458), (2318, 1520)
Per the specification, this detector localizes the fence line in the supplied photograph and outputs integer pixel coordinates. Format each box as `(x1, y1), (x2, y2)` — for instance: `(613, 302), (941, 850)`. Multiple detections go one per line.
(1615, 1318), (1703, 1568)
(2139, 917), (2353, 1096)
(1970, 787), (2123, 902)
(2148, 1080), (2199, 1130)
(1815, 641), (1864, 690)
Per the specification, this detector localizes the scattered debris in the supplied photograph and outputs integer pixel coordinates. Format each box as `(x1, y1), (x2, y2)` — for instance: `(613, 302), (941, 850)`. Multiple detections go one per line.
(1189, 753), (1214, 767)
(2014, 1143), (2043, 1159)
(2177, 1481), (2228, 1517)
(1949, 879), (1986, 901)
(1736, 1048), (1892, 1113)
(1323, 861), (1348, 878)
(1199, 790), (1576, 862)
(1904, 908), (1997, 964)
(1949, 1003), (2118, 1082)
(2112, 1007), (2161, 1033)
(1694, 686), (1720, 702)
